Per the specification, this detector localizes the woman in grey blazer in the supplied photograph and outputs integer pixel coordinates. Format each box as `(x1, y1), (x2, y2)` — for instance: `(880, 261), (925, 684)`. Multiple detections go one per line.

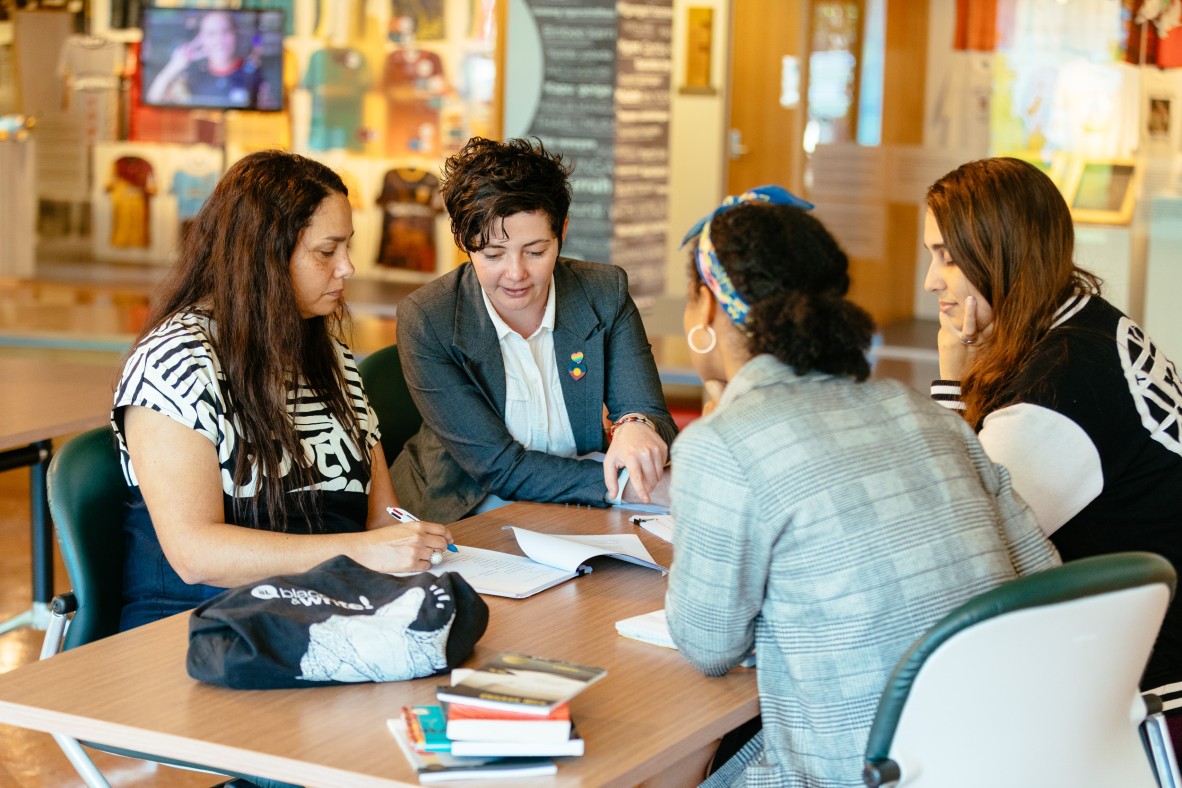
(391, 138), (677, 523)
(666, 189), (1060, 787)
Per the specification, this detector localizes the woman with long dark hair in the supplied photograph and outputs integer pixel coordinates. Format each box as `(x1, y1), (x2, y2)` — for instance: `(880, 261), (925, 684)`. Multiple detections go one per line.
(113, 150), (451, 631)
(924, 155), (1182, 745)
(665, 188), (1058, 786)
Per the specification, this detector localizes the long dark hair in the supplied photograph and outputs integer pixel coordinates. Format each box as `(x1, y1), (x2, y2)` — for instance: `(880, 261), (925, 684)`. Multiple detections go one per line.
(926, 157), (1100, 427)
(695, 203), (875, 380)
(134, 150), (361, 529)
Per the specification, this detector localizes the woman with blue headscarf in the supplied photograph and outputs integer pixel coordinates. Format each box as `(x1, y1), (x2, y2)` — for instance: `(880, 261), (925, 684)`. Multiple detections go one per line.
(664, 189), (1059, 786)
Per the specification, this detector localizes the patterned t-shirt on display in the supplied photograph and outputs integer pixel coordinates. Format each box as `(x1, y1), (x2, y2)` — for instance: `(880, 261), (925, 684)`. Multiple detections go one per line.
(170, 169), (219, 222)
(376, 167), (443, 271)
(382, 48), (445, 157)
(107, 156), (155, 248)
(303, 47), (371, 151)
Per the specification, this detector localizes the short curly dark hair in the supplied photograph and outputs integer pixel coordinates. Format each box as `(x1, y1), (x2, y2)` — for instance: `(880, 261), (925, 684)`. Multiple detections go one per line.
(690, 203), (875, 380)
(440, 137), (573, 253)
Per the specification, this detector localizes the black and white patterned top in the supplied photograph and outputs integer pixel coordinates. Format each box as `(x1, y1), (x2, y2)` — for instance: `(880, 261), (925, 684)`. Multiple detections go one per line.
(112, 310), (380, 504)
(932, 294), (1182, 697)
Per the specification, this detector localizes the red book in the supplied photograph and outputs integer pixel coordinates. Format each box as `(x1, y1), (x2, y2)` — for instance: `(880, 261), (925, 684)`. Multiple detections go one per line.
(445, 701), (573, 743)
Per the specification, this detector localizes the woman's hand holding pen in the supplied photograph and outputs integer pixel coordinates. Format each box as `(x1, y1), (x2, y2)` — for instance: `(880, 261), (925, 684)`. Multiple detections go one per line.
(386, 507), (458, 567)
(351, 508), (455, 572)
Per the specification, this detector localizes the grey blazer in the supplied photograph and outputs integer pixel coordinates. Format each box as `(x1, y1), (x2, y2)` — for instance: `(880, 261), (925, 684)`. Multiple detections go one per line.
(391, 258), (677, 523)
(666, 355), (1060, 787)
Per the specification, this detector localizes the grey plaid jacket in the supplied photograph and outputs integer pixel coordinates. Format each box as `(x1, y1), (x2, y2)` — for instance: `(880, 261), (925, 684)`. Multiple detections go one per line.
(666, 354), (1059, 788)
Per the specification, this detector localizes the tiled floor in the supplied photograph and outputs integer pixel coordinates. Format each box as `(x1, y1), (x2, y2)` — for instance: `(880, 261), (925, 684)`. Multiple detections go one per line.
(0, 258), (939, 786)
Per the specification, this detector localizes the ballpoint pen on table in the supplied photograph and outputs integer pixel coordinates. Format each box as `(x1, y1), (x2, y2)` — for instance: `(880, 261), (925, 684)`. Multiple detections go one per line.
(386, 506), (459, 565)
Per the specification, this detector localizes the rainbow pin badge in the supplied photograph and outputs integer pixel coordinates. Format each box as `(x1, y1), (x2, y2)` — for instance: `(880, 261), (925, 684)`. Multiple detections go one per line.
(568, 351), (587, 381)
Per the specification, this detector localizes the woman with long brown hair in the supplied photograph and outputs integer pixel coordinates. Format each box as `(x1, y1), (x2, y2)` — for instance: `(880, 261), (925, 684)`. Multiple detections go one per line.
(113, 150), (452, 631)
(925, 156), (1182, 740)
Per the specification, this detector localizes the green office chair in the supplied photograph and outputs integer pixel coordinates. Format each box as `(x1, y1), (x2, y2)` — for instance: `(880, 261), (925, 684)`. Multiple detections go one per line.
(863, 552), (1181, 788)
(357, 343), (423, 466)
(44, 426), (127, 652)
(42, 426), (275, 788)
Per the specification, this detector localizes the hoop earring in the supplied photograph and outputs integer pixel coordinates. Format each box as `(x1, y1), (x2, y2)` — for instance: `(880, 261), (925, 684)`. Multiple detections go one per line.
(687, 324), (717, 355)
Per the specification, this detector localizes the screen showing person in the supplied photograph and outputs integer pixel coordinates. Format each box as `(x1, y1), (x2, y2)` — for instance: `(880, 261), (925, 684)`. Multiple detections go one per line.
(141, 8), (284, 111)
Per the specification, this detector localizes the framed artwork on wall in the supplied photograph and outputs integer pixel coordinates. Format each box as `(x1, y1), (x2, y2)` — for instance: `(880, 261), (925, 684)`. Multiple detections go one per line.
(1062, 157), (1139, 225)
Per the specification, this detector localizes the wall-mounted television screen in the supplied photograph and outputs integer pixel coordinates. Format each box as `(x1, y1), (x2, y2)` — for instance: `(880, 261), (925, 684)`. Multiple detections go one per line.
(140, 8), (285, 111)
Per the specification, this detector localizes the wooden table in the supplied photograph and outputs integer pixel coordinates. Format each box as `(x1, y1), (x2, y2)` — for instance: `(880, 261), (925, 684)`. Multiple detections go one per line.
(0, 502), (759, 787)
(0, 357), (118, 632)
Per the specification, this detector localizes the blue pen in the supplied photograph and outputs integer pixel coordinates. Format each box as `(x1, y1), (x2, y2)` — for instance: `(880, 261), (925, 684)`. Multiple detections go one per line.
(386, 506), (459, 552)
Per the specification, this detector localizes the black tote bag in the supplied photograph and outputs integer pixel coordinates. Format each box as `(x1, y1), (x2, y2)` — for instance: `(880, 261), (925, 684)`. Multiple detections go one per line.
(187, 555), (489, 689)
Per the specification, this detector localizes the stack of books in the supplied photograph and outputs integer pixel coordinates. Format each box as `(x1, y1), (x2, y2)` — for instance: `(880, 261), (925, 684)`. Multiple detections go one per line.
(389, 652), (607, 783)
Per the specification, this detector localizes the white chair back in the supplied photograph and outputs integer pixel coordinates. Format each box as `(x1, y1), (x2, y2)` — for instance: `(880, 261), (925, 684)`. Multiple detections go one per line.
(886, 583), (1169, 788)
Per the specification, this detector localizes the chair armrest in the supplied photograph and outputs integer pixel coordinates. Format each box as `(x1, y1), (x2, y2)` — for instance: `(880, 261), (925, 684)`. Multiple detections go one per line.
(50, 593), (78, 616)
(1142, 693), (1181, 788)
(40, 592), (78, 661)
(863, 758), (901, 787)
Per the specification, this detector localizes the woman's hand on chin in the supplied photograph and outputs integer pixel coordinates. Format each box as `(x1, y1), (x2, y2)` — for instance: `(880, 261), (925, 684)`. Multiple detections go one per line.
(936, 295), (989, 380)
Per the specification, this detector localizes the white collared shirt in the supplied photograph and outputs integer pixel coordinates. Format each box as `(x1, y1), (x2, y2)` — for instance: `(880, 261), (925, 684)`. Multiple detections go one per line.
(480, 276), (578, 458)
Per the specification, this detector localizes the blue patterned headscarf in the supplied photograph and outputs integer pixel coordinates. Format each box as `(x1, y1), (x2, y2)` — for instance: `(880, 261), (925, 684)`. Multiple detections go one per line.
(680, 185), (814, 327)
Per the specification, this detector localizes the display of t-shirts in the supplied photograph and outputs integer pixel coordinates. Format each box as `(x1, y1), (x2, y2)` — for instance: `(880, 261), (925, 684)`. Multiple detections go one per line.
(375, 167), (443, 272)
(170, 168), (219, 221)
(107, 156), (155, 248)
(58, 35), (123, 93)
(927, 51), (995, 153)
(392, 0), (445, 40)
(58, 35), (125, 143)
(383, 48), (445, 157)
(303, 47), (371, 152)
